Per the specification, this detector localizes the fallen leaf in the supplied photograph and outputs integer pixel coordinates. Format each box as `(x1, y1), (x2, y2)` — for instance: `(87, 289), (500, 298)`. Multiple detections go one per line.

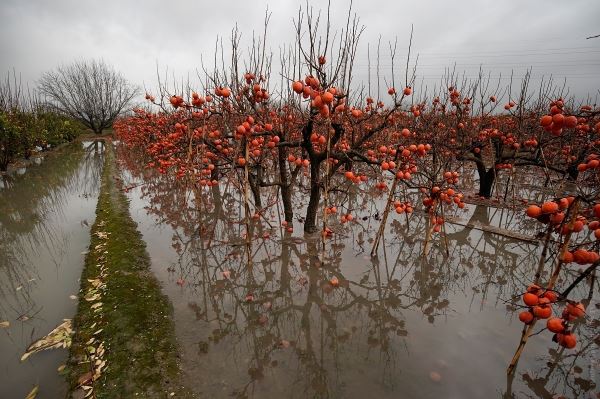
(0, 321), (9, 328)
(88, 279), (102, 288)
(85, 293), (101, 302)
(21, 319), (73, 361)
(25, 385), (38, 399)
(77, 371), (93, 386)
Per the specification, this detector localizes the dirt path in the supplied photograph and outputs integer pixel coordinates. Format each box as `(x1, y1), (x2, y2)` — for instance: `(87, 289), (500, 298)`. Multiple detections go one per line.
(68, 141), (192, 398)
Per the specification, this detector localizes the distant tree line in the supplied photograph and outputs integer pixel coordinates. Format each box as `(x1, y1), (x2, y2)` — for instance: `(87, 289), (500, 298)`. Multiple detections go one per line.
(39, 59), (138, 134)
(1, 60), (138, 171)
(0, 71), (80, 171)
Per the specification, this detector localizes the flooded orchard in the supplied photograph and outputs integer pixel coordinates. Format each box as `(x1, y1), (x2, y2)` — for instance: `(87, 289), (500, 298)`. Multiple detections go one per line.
(0, 140), (597, 399)
(2, 3), (600, 398)
(116, 145), (598, 399)
(0, 142), (103, 398)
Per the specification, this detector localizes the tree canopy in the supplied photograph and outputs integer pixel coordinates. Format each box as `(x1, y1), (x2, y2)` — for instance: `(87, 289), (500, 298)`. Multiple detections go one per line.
(39, 60), (138, 134)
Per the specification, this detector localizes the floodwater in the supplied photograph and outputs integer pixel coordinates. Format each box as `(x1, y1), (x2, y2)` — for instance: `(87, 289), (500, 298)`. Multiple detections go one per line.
(0, 142), (103, 398)
(117, 146), (599, 399)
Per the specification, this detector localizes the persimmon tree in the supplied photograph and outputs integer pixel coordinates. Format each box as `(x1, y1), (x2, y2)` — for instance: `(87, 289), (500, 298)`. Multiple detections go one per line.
(115, 4), (426, 237)
(507, 155), (599, 373)
(114, 3), (600, 240)
(406, 72), (599, 199)
(109, 4), (600, 391)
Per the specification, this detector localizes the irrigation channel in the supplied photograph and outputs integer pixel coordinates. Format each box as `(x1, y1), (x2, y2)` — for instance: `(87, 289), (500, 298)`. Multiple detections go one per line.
(0, 141), (103, 398)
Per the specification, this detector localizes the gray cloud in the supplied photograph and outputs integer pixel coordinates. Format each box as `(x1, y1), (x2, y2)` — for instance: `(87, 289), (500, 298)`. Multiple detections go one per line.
(1, 0), (599, 102)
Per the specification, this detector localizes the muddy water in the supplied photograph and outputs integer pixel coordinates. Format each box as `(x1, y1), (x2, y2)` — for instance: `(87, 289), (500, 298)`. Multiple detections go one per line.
(0, 142), (104, 398)
(119, 152), (599, 399)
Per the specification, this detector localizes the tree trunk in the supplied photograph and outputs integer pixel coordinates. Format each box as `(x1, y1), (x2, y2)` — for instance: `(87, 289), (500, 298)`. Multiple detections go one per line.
(279, 240), (292, 292)
(281, 184), (293, 223)
(277, 145), (293, 223)
(304, 159), (321, 233)
(210, 168), (223, 217)
(473, 155), (495, 198)
(478, 167), (496, 198)
(566, 163), (579, 181)
(248, 173), (262, 209)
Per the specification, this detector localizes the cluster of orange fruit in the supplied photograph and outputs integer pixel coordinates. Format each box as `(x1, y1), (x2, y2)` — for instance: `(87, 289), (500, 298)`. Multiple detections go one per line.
(292, 77), (341, 118)
(343, 170), (369, 184)
(393, 200), (414, 215)
(387, 86), (413, 96)
(539, 99), (578, 136)
(421, 186), (465, 210)
(169, 95), (185, 108)
(281, 220), (293, 233)
(519, 284), (585, 349)
(576, 154), (600, 172)
(526, 199), (600, 258)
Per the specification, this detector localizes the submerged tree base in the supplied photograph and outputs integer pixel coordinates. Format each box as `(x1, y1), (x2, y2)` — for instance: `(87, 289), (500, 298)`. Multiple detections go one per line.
(68, 141), (191, 398)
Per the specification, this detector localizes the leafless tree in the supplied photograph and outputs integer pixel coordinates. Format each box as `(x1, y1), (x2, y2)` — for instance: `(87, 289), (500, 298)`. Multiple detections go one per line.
(39, 59), (138, 134)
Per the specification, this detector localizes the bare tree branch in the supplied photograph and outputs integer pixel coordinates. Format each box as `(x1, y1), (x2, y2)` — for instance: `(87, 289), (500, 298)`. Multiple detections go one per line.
(38, 59), (139, 134)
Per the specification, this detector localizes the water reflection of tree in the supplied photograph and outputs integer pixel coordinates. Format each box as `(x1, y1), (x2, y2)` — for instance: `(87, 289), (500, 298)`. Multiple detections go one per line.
(118, 146), (598, 399)
(0, 141), (103, 317)
(442, 205), (542, 304)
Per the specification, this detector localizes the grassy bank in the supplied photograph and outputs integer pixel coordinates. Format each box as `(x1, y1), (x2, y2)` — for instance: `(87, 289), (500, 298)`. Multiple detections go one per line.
(69, 141), (189, 398)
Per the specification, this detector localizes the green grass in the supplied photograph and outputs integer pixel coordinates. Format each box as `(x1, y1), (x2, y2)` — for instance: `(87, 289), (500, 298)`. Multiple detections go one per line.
(69, 142), (191, 398)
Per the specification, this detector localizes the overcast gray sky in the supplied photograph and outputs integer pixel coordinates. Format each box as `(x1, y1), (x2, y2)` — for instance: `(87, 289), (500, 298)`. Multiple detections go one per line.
(1, 0), (599, 102)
